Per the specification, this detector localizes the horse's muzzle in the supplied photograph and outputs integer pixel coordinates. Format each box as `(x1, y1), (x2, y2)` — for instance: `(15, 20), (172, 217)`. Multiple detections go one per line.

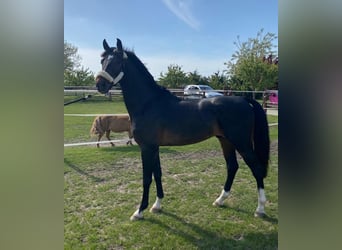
(96, 77), (113, 94)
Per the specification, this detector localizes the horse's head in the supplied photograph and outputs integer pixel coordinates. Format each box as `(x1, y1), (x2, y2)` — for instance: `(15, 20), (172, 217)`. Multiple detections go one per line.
(96, 38), (127, 94)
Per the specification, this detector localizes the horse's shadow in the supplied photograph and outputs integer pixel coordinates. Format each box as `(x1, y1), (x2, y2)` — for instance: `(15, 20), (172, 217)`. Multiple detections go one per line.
(216, 204), (278, 224)
(99, 144), (179, 155)
(64, 158), (104, 183)
(144, 210), (277, 249)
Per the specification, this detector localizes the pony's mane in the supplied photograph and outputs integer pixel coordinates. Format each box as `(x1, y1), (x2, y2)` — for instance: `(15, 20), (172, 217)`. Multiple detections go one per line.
(124, 49), (180, 101)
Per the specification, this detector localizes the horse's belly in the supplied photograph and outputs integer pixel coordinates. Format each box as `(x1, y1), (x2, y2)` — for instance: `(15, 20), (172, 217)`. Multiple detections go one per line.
(158, 129), (213, 146)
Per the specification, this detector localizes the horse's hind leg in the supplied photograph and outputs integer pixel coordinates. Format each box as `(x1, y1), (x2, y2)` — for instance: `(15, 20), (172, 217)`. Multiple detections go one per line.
(239, 149), (267, 217)
(97, 134), (103, 148)
(213, 137), (238, 206)
(106, 130), (115, 146)
(127, 130), (133, 146)
(126, 132), (133, 146)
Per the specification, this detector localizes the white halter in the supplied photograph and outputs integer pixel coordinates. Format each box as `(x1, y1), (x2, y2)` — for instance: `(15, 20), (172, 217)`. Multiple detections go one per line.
(96, 51), (128, 85)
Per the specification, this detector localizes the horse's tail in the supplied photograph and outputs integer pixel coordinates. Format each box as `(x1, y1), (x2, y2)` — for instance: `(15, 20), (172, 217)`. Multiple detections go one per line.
(246, 98), (270, 178)
(90, 116), (103, 136)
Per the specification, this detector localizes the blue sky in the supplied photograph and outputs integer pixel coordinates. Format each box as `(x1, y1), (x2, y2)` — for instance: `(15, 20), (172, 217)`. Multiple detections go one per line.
(64, 0), (278, 79)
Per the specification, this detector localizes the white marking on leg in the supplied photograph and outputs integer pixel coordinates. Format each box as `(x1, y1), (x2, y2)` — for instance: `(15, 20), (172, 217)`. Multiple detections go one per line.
(213, 189), (230, 206)
(130, 209), (143, 221)
(150, 197), (162, 213)
(255, 188), (267, 216)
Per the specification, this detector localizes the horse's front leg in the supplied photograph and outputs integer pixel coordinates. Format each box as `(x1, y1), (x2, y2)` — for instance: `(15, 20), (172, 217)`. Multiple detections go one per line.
(130, 145), (159, 221)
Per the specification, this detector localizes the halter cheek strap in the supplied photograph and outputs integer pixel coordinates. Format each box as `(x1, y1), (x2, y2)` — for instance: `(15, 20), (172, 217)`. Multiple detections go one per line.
(96, 70), (124, 85)
(96, 51), (128, 85)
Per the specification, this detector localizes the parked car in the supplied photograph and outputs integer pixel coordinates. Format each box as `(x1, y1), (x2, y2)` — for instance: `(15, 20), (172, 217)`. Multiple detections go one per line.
(183, 85), (223, 99)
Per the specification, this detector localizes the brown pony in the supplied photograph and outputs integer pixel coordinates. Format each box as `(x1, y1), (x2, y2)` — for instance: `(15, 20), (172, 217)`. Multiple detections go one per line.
(90, 115), (133, 147)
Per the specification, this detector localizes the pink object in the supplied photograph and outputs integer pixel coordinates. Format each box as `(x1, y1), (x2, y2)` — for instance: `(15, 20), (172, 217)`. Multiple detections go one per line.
(268, 91), (278, 104)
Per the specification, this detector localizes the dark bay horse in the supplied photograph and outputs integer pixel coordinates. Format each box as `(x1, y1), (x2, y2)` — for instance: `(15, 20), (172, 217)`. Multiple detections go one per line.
(96, 39), (270, 221)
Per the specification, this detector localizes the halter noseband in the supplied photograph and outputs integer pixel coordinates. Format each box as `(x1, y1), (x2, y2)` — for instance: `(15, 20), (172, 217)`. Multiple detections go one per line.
(96, 51), (128, 85)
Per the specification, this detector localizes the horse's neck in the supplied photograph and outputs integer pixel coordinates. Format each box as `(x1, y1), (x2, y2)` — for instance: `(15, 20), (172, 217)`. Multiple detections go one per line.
(120, 57), (180, 117)
(120, 70), (160, 117)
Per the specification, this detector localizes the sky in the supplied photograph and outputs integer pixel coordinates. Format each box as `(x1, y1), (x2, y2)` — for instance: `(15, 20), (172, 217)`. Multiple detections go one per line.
(64, 0), (278, 79)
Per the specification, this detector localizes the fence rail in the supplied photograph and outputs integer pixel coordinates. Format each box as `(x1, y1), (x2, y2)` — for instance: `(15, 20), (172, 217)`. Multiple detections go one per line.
(64, 88), (278, 110)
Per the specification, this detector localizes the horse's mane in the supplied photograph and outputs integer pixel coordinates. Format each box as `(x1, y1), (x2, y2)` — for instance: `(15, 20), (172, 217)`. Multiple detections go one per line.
(124, 49), (181, 102)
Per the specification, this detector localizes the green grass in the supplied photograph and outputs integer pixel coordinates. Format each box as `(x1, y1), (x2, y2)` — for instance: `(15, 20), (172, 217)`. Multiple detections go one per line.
(64, 98), (278, 249)
(64, 95), (128, 114)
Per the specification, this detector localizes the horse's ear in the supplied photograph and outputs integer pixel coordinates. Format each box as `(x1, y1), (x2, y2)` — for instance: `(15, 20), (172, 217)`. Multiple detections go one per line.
(116, 38), (123, 52)
(103, 39), (111, 52)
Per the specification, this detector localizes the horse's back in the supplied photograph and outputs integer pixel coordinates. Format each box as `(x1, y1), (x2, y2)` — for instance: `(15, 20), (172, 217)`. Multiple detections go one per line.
(198, 96), (255, 121)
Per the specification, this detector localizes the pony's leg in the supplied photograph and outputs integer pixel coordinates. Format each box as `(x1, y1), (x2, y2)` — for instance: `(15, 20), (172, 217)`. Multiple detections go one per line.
(97, 134), (103, 148)
(150, 152), (164, 213)
(130, 145), (158, 221)
(213, 138), (238, 206)
(239, 149), (267, 217)
(126, 136), (133, 146)
(106, 130), (115, 146)
(127, 131), (133, 146)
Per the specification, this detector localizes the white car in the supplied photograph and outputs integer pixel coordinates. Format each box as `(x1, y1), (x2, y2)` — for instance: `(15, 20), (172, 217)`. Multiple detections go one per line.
(183, 85), (223, 98)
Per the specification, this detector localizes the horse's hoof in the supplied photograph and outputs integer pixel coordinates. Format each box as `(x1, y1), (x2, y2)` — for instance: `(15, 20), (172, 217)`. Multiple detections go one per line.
(213, 200), (224, 207)
(130, 214), (143, 221)
(149, 206), (162, 213)
(254, 211), (267, 218)
(130, 210), (143, 221)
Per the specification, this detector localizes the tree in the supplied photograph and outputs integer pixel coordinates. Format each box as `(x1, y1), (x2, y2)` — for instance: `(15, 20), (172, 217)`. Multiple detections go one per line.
(187, 70), (208, 86)
(64, 40), (95, 86)
(64, 66), (95, 86)
(207, 71), (227, 90)
(64, 41), (81, 72)
(158, 64), (188, 88)
(225, 29), (278, 95)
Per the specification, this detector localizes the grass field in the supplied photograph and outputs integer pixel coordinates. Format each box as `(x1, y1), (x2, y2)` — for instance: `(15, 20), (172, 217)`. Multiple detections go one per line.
(64, 96), (278, 249)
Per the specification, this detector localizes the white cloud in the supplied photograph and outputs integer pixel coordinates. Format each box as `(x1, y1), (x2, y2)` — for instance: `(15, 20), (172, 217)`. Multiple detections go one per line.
(77, 47), (102, 74)
(162, 0), (200, 30)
